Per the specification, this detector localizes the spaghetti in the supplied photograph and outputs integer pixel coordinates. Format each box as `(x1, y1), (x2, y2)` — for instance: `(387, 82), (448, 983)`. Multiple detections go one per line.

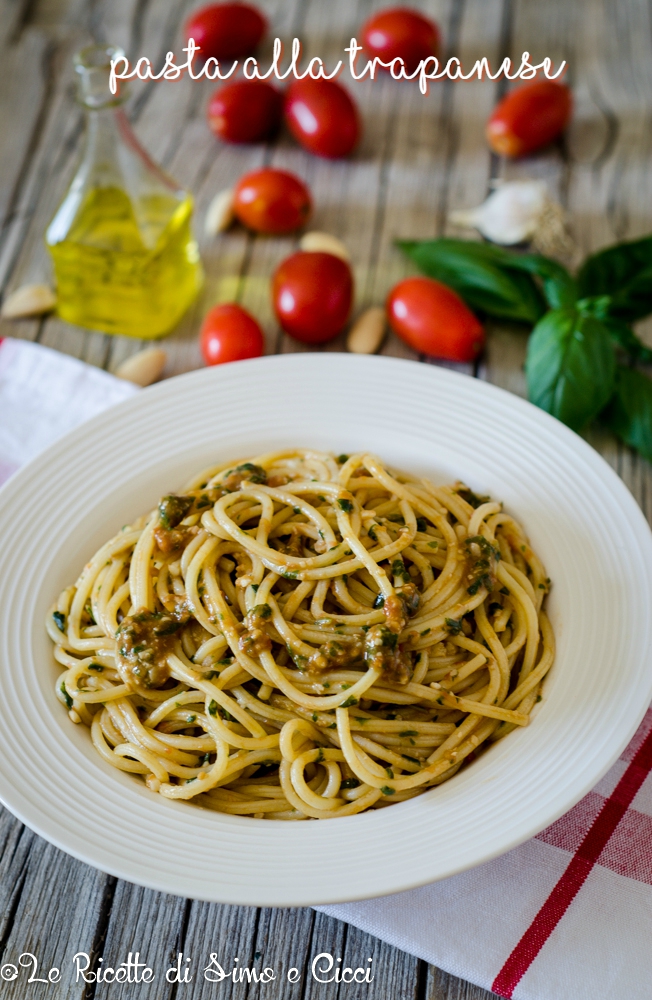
(46, 449), (554, 820)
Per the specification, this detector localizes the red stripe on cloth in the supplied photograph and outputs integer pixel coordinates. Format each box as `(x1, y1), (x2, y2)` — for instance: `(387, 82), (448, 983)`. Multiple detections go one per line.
(491, 725), (652, 998)
(536, 791), (604, 852)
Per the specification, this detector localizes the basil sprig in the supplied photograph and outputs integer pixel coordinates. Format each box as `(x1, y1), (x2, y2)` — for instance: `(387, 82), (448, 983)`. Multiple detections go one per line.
(398, 235), (652, 460)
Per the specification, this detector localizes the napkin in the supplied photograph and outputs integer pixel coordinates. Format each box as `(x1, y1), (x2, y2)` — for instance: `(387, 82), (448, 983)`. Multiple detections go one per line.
(0, 336), (137, 486)
(3, 336), (651, 1000)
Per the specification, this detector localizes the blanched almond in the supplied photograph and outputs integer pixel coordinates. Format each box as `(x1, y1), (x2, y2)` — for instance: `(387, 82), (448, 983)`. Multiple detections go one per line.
(1, 283), (56, 318)
(205, 188), (235, 235)
(299, 231), (350, 261)
(347, 306), (386, 354)
(114, 347), (167, 387)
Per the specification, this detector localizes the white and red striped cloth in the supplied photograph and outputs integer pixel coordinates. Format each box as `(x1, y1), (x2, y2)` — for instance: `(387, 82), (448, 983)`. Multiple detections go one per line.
(3, 337), (652, 1000)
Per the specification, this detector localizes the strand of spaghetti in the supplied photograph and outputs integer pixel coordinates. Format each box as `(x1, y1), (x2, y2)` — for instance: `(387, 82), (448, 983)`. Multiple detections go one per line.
(212, 487), (339, 566)
(201, 564), (272, 685)
(430, 687), (529, 724)
(93, 557), (127, 635)
(107, 699), (200, 765)
(280, 579), (316, 620)
(439, 651), (488, 691)
(503, 611), (555, 710)
(129, 517), (156, 610)
(468, 501), (502, 537)
(299, 531), (415, 581)
(497, 562), (540, 682)
(103, 581), (131, 636)
(336, 708), (453, 791)
(334, 502), (413, 598)
(184, 536), (223, 634)
(403, 586), (489, 641)
(91, 714), (149, 773)
(113, 743), (169, 782)
(158, 720), (231, 799)
(145, 690), (206, 728)
(473, 602), (510, 702)
(279, 760), (382, 818)
(290, 748), (347, 811)
(66, 529), (141, 646)
(168, 654), (272, 740)
(266, 595), (320, 660)
(260, 646), (381, 710)
(362, 460), (463, 601)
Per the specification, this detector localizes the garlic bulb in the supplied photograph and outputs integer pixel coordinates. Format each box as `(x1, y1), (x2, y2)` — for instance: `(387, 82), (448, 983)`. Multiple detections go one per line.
(449, 181), (572, 256)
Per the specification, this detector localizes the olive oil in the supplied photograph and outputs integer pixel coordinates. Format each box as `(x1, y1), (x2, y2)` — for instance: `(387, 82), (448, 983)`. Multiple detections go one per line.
(48, 187), (202, 338)
(46, 45), (202, 339)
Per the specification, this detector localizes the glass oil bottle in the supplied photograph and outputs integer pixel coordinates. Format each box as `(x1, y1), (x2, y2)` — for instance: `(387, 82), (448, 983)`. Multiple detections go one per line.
(46, 45), (203, 338)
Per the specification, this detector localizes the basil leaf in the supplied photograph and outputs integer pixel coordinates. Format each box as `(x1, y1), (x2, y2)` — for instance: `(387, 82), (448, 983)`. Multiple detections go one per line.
(525, 308), (616, 431)
(500, 253), (578, 310)
(603, 366), (652, 462)
(601, 318), (652, 364)
(576, 296), (652, 363)
(578, 236), (652, 321)
(397, 239), (545, 324)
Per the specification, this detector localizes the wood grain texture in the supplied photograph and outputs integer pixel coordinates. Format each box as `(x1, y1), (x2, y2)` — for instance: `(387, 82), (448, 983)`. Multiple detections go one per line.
(0, 1), (649, 999)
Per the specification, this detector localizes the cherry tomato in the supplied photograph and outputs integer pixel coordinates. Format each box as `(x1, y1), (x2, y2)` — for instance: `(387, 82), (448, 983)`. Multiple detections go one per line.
(487, 80), (572, 158)
(200, 303), (264, 365)
(233, 169), (312, 234)
(273, 252), (353, 344)
(207, 80), (283, 144)
(361, 8), (440, 75)
(186, 2), (266, 60)
(386, 277), (484, 362)
(284, 79), (360, 159)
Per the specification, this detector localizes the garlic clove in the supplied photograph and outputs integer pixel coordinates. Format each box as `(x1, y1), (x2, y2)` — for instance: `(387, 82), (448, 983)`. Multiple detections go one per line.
(205, 188), (235, 236)
(114, 347), (167, 387)
(299, 231), (350, 262)
(1, 283), (56, 318)
(449, 181), (550, 245)
(347, 306), (386, 354)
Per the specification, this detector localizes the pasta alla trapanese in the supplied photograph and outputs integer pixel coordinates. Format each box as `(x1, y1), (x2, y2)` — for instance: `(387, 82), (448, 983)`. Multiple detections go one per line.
(47, 449), (554, 820)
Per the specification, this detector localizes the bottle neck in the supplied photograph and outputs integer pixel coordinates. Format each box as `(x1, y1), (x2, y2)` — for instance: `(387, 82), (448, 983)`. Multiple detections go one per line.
(80, 105), (126, 189)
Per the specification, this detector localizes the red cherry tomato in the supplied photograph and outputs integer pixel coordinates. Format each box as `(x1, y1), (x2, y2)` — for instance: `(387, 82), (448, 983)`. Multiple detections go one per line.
(233, 169), (312, 234)
(200, 303), (264, 365)
(284, 79), (360, 159)
(487, 81), (572, 158)
(273, 252), (353, 344)
(207, 80), (283, 144)
(361, 7), (440, 75)
(185, 2), (266, 60)
(386, 277), (484, 362)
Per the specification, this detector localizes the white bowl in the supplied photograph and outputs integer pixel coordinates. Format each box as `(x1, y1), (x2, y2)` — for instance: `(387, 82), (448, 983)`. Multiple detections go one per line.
(1, 354), (651, 906)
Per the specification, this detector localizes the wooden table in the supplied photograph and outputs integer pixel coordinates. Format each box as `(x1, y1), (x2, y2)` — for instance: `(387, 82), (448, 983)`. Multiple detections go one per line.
(1, 0), (650, 996)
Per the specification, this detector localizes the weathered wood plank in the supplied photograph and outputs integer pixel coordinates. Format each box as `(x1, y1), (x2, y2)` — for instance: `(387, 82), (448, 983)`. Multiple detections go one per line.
(248, 907), (315, 996)
(91, 881), (188, 1000)
(178, 901), (259, 999)
(336, 920), (421, 1000)
(0, 29), (51, 236)
(302, 909), (348, 1000)
(0, 809), (35, 945)
(427, 965), (500, 1000)
(0, 835), (109, 999)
